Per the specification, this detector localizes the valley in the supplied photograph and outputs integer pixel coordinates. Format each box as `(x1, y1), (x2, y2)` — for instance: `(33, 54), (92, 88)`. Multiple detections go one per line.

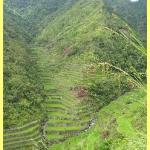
(3, 0), (147, 149)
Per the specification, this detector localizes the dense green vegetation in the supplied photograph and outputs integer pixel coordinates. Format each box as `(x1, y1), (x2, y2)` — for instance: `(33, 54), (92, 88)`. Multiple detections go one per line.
(4, 7), (46, 128)
(51, 88), (146, 150)
(4, 0), (147, 149)
(103, 0), (147, 44)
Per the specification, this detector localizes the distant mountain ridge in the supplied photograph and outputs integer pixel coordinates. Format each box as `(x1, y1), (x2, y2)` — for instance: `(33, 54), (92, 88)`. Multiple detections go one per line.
(4, 0), (146, 41)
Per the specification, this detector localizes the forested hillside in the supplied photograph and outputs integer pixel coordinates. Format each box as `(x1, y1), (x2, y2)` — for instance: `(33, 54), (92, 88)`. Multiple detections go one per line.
(4, 7), (47, 128)
(4, 0), (147, 149)
(104, 0), (147, 43)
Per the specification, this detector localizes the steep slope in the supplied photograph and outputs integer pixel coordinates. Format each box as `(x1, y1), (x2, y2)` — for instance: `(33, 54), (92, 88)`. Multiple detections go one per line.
(51, 87), (146, 150)
(103, 0), (147, 44)
(4, 7), (46, 128)
(36, 0), (146, 81)
(4, 0), (79, 35)
(33, 0), (146, 149)
(4, 0), (147, 149)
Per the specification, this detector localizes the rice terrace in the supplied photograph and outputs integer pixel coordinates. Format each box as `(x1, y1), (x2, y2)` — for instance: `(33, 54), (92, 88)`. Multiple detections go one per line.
(3, 0), (147, 149)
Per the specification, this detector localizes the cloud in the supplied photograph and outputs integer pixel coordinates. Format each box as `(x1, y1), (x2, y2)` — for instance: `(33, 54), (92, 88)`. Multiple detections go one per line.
(130, 0), (139, 2)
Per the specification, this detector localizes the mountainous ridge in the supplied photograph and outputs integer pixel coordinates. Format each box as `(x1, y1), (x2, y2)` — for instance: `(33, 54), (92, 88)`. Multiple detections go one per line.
(4, 0), (147, 149)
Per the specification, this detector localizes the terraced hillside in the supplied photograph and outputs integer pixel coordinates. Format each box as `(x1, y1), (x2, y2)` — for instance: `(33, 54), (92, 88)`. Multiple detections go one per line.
(4, 121), (45, 149)
(4, 0), (147, 149)
(50, 87), (146, 150)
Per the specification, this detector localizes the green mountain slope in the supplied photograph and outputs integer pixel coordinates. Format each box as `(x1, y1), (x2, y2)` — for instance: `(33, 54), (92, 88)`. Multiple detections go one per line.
(4, 0), (79, 35)
(103, 0), (147, 44)
(4, 0), (147, 149)
(4, 7), (46, 128)
(51, 87), (146, 150)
